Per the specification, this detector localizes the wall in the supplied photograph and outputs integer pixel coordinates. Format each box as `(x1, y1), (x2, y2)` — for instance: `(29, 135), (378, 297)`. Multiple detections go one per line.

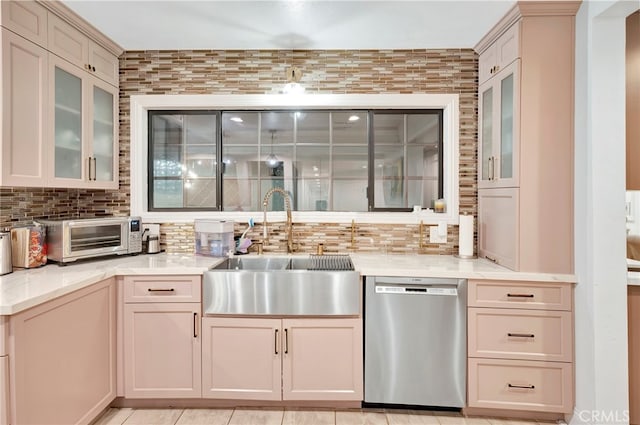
(1, 49), (476, 253)
(119, 49), (478, 254)
(0, 187), (127, 228)
(573, 1), (638, 423)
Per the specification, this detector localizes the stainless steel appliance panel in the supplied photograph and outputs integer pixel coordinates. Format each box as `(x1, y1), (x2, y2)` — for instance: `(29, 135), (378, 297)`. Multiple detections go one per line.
(203, 270), (361, 316)
(38, 217), (142, 263)
(364, 276), (467, 408)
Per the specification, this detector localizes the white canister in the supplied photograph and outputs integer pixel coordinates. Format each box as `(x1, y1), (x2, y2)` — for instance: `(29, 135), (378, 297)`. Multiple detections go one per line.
(0, 232), (12, 275)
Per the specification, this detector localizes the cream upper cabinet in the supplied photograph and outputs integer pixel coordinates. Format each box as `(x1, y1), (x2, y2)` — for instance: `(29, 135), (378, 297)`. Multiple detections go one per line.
(48, 13), (118, 87)
(478, 60), (520, 189)
(476, 3), (579, 274)
(0, 28), (48, 187)
(1, 1), (122, 189)
(478, 23), (520, 86)
(48, 54), (118, 189)
(0, 0), (47, 47)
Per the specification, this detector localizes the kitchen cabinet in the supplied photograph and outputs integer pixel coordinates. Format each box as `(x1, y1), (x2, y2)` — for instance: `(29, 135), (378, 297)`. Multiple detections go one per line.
(0, 356), (7, 425)
(478, 187), (518, 270)
(478, 60), (519, 189)
(202, 317), (363, 401)
(1, 28), (48, 187)
(0, 0), (121, 189)
(282, 318), (363, 401)
(0, 316), (7, 425)
(0, 0), (47, 47)
(478, 22), (519, 86)
(201, 317), (281, 400)
(9, 278), (116, 425)
(629, 285), (640, 425)
(48, 13), (119, 86)
(49, 53), (118, 189)
(123, 276), (201, 398)
(476, 3), (578, 274)
(467, 279), (574, 414)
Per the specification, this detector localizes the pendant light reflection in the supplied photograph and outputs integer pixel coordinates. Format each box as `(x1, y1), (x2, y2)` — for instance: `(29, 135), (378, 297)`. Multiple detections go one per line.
(266, 129), (280, 169)
(283, 66), (305, 95)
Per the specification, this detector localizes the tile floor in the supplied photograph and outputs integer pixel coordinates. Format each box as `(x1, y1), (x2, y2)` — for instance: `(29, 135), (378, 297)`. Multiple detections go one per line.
(93, 408), (552, 425)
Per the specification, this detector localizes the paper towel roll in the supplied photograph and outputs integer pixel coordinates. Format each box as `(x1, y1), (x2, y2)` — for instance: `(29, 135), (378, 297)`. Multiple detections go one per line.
(458, 214), (474, 257)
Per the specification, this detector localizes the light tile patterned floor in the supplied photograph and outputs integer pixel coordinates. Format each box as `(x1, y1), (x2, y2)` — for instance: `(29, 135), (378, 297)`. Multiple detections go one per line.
(93, 408), (553, 425)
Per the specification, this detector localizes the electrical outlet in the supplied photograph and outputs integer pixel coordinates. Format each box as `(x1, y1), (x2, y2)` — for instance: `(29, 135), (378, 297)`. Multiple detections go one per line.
(142, 223), (160, 241)
(429, 225), (447, 243)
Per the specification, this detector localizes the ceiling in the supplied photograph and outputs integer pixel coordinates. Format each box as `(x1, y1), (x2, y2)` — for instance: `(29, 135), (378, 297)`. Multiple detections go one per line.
(61, 0), (516, 51)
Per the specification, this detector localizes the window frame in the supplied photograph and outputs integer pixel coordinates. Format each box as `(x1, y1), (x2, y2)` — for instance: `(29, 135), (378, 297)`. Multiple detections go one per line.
(147, 108), (443, 213)
(148, 110), (223, 212)
(130, 94), (460, 225)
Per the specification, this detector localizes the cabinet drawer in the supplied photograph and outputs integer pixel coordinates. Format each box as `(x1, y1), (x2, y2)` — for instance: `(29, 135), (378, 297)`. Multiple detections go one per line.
(468, 358), (573, 413)
(124, 276), (201, 303)
(468, 280), (572, 311)
(469, 308), (572, 362)
(1, 1), (47, 47)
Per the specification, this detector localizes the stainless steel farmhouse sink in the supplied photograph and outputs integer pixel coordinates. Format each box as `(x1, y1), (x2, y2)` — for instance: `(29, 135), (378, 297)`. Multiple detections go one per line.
(204, 255), (360, 316)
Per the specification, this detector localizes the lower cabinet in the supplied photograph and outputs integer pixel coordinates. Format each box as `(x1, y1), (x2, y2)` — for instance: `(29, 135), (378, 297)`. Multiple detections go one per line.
(0, 356), (8, 425)
(467, 279), (574, 414)
(122, 275), (202, 399)
(202, 317), (363, 401)
(124, 303), (201, 398)
(9, 278), (116, 425)
(468, 358), (573, 413)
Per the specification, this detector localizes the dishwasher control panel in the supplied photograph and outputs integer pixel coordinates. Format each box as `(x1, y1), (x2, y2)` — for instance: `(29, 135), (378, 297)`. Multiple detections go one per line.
(375, 285), (458, 296)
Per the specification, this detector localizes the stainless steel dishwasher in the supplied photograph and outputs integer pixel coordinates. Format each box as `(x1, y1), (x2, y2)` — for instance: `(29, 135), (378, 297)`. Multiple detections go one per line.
(364, 276), (467, 408)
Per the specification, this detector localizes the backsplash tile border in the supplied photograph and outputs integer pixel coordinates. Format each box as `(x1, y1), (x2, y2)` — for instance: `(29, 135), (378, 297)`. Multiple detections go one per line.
(1, 49), (478, 255)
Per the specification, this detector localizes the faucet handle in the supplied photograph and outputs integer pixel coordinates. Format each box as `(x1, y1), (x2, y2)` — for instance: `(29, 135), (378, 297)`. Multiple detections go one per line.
(254, 241), (264, 255)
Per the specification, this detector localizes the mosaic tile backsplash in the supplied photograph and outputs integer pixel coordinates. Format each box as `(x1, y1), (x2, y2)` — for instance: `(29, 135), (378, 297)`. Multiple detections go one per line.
(1, 49), (478, 255)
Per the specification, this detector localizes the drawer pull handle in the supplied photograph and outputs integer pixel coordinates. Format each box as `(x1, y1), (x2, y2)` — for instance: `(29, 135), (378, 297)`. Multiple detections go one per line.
(147, 288), (175, 292)
(284, 328), (289, 354)
(507, 293), (534, 298)
(193, 312), (198, 338)
(508, 333), (535, 338)
(508, 383), (535, 390)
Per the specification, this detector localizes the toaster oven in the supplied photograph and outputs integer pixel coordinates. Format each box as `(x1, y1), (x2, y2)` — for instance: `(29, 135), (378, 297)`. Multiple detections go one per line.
(37, 217), (142, 263)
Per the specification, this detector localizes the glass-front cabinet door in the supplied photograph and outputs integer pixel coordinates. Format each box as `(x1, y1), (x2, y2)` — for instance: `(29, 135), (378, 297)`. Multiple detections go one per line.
(478, 60), (519, 189)
(49, 55), (118, 189)
(90, 80), (117, 186)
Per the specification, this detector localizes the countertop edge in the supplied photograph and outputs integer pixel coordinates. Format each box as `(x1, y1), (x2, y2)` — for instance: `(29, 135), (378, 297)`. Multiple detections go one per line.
(0, 254), (577, 316)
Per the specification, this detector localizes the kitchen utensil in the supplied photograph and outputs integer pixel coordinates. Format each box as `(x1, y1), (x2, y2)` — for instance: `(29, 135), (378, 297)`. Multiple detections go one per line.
(240, 218), (254, 240)
(0, 231), (12, 275)
(147, 235), (160, 254)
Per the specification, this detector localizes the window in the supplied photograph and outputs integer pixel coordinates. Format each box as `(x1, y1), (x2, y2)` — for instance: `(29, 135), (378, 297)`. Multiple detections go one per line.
(148, 109), (443, 212)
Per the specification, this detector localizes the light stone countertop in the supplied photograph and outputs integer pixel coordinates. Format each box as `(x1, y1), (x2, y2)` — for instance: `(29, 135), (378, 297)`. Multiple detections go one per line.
(0, 253), (576, 316)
